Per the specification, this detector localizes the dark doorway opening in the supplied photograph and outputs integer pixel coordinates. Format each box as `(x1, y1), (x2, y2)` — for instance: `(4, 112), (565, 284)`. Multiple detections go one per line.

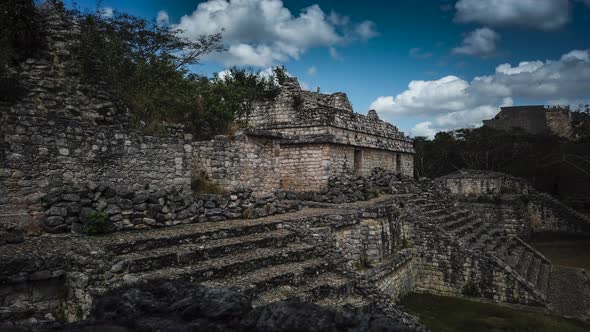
(354, 149), (363, 175)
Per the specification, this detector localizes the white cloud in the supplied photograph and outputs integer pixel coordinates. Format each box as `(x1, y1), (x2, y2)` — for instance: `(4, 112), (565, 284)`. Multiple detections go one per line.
(371, 50), (590, 137)
(355, 21), (378, 40)
(100, 7), (114, 18)
(453, 28), (500, 56)
(175, 0), (377, 67)
(307, 66), (317, 76)
(329, 46), (342, 61)
(409, 48), (433, 59)
(454, 0), (571, 30)
(157, 10), (169, 26)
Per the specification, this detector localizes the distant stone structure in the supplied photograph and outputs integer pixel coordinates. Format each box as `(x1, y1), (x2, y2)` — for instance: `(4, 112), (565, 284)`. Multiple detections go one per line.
(194, 77), (415, 193)
(483, 105), (574, 138)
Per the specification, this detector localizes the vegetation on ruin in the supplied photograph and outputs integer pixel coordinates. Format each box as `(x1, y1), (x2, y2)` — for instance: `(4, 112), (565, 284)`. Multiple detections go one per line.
(461, 280), (481, 297)
(414, 110), (590, 212)
(0, 1), (287, 139)
(74, 7), (285, 139)
(191, 173), (226, 195)
(401, 293), (590, 332)
(82, 210), (110, 235)
(0, 0), (43, 101)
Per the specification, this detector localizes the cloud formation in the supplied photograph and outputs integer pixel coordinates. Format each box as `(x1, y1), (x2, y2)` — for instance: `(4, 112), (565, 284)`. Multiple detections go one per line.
(100, 7), (114, 18)
(175, 0), (377, 67)
(157, 10), (169, 26)
(454, 0), (571, 30)
(409, 48), (433, 59)
(370, 50), (590, 137)
(453, 28), (500, 56)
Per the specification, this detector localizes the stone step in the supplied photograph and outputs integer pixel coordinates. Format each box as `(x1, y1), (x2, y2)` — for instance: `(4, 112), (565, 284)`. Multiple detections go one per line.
(436, 210), (471, 223)
(105, 218), (286, 255)
(422, 208), (447, 217)
(110, 242), (316, 288)
(460, 223), (491, 245)
(201, 258), (327, 296)
(537, 263), (550, 295)
(251, 272), (354, 307)
(315, 295), (373, 313)
(471, 228), (498, 251)
(112, 229), (296, 273)
(490, 239), (510, 259)
(516, 250), (533, 278)
(449, 218), (484, 237)
(506, 243), (525, 267)
(527, 257), (541, 287)
(440, 214), (475, 230)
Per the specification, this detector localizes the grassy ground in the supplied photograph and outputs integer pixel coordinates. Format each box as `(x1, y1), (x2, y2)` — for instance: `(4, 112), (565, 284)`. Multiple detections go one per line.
(529, 233), (590, 272)
(400, 293), (590, 332)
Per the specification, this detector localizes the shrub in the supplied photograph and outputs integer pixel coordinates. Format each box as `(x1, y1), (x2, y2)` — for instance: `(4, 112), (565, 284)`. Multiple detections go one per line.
(83, 210), (111, 235)
(462, 280), (481, 297)
(191, 173), (225, 195)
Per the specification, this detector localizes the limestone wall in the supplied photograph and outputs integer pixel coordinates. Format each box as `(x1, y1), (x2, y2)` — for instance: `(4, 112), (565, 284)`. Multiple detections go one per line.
(546, 108), (573, 138)
(0, 9), (193, 234)
(439, 170), (530, 196)
(412, 222), (541, 305)
(279, 145), (329, 192)
(192, 135), (281, 193)
(194, 133), (414, 193)
(458, 201), (528, 238)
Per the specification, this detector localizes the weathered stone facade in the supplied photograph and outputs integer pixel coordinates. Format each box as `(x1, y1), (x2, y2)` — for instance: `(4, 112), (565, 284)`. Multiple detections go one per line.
(194, 78), (415, 193)
(483, 105), (574, 138)
(0, 9), (194, 236)
(438, 169), (590, 236)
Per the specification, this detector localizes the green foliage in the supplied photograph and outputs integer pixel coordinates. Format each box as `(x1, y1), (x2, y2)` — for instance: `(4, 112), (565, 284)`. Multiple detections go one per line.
(211, 67), (281, 122)
(292, 94), (304, 112)
(0, 0), (43, 101)
(73, 8), (281, 139)
(414, 126), (590, 211)
(273, 65), (289, 85)
(191, 173), (225, 195)
(83, 210), (110, 235)
(401, 292), (590, 332)
(400, 238), (410, 249)
(462, 280), (481, 297)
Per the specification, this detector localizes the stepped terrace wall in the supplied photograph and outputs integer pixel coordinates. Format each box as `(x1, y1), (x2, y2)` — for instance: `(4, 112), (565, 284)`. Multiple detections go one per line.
(193, 132), (414, 193)
(0, 9), (193, 235)
(439, 170), (530, 196)
(438, 170), (590, 234)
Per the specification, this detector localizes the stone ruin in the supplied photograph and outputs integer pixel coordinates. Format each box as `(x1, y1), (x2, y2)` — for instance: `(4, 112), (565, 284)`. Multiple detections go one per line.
(483, 105), (579, 138)
(193, 76), (415, 193)
(1, 4), (590, 331)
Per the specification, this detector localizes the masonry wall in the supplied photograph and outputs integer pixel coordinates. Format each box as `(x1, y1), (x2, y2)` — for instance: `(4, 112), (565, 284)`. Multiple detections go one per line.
(192, 135), (281, 193)
(0, 9), (193, 234)
(324, 204), (417, 302)
(458, 202), (528, 238)
(441, 174), (530, 196)
(279, 144), (329, 192)
(546, 108), (573, 138)
(412, 222), (541, 305)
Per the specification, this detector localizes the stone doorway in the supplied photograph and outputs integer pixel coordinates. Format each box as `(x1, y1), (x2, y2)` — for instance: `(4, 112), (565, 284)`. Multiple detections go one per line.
(354, 149), (363, 175)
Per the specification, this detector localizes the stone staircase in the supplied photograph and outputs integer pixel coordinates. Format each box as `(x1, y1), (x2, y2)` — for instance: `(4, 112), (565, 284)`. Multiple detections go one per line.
(410, 195), (551, 301)
(101, 215), (372, 312)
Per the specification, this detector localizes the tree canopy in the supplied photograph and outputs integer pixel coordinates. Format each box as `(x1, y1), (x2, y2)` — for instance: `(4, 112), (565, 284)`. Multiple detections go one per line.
(414, 114), (590, 211)
(74, 7), (283, 139)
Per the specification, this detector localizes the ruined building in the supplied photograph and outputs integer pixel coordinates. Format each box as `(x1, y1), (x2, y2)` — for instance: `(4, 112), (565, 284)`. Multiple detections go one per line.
(483, 105), (576, 138)
(194, 77), (414, 193)
(1, 4), (590, 330)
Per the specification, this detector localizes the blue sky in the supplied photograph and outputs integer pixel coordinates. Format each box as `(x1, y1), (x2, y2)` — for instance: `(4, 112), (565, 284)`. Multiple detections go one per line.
(65, 0), (590, 137)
